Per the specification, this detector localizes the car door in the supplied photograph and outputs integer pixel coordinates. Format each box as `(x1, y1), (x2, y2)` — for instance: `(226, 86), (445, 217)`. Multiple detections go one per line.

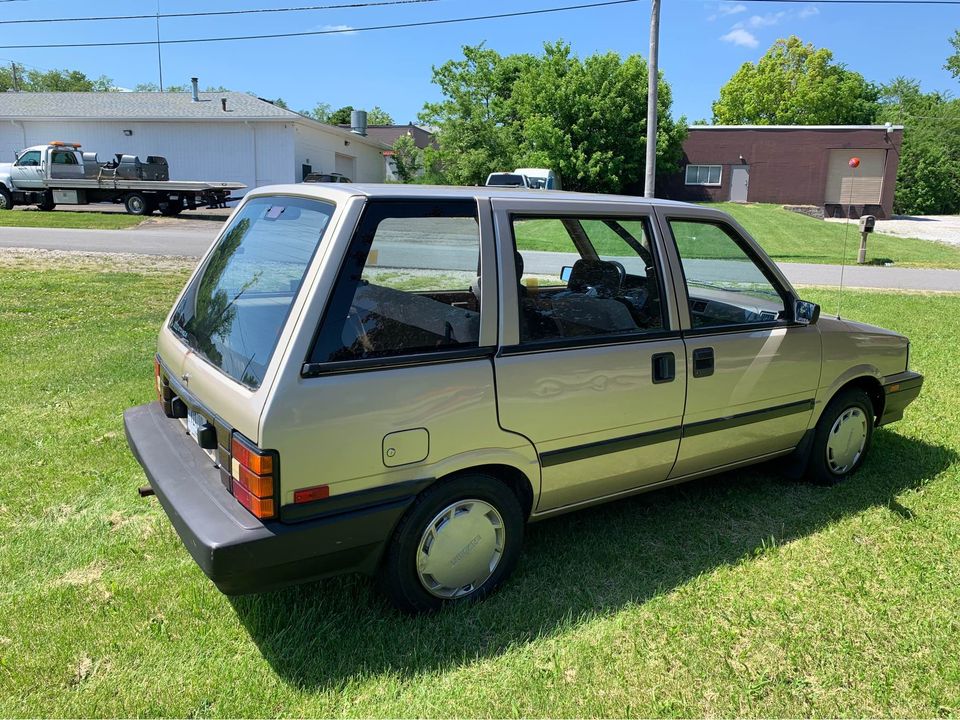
(491, 197), (687, 513)
(10, 150), (44, 189)
(656, 206), (822, 479)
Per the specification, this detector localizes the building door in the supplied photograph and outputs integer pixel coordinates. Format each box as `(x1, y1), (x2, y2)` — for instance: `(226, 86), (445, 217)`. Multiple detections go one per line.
(335, 153), (355, 180)
(729, 165), (749, 202)
(824, 149), (885, 206)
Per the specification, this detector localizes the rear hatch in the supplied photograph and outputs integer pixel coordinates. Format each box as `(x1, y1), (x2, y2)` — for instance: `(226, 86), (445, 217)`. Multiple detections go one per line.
(157, 194), (337, 514)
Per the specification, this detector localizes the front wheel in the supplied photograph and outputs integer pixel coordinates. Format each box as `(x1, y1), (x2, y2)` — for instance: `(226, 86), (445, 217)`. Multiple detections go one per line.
(806, 387), (874, 485)
(124, 192), (152, 216)
(379, 474), (524, 613)
(0, 186), (12, 210)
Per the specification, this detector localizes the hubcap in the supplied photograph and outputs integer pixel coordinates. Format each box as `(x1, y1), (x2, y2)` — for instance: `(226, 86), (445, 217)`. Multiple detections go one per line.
(0, 194), (8, 210)
(129, 197), (144, 213)
(826, 406), (867, 474)
(416, 499), (505, 599)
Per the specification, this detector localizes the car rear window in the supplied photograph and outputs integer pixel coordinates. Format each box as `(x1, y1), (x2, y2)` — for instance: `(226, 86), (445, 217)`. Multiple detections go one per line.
(487, 174), (525, 186)
(169, 195), (334, 389)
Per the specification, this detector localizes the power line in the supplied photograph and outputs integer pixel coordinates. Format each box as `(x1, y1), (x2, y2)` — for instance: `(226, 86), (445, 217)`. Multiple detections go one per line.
(0, 0), (643, 49)
(0, 0), (444, 26)
(738, 0), (960, 4)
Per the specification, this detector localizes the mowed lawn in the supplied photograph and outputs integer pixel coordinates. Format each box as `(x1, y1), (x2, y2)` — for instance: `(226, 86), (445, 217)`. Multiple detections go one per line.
(1, 261), (959, 717)
(0, 209), (144, 230)
(515, 203), (960, 269)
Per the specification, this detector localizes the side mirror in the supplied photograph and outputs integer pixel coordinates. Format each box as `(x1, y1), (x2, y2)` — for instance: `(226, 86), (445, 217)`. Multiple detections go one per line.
(795, 299), (820, 325)
(560, 266), (573, 283)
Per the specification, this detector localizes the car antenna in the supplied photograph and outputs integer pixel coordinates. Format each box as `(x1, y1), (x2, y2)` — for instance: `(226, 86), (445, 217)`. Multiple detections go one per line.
(835, 156), (860, 319)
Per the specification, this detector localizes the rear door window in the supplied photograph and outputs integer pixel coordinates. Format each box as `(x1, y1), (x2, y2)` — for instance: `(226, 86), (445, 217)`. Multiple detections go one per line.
(169, 195), (334, 389)
(309, 199), (482, 365)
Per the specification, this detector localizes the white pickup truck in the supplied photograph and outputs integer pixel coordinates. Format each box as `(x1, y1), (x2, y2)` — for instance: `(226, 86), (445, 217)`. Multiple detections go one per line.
(0, 142), (245, 216)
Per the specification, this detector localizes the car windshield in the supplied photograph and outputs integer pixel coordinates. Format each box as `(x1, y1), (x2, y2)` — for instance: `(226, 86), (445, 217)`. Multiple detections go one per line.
(169, 196), (334, 389)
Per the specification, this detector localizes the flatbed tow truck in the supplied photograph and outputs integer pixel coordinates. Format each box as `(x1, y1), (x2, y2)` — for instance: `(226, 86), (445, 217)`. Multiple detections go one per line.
(0, 142), (245, 216)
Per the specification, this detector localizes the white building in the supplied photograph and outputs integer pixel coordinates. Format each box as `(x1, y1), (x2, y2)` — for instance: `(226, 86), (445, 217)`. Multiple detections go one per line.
(0, 91), (388, 191)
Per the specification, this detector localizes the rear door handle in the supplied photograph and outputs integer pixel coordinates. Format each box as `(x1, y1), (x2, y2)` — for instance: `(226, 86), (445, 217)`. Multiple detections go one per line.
(692, 347), (714, 378)
(652, 352), (675, 383)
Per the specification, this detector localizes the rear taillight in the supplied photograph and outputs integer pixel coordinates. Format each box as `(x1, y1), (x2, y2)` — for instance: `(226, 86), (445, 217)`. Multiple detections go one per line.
(154, 356), (174, 416)
(230, 433), (276, 520)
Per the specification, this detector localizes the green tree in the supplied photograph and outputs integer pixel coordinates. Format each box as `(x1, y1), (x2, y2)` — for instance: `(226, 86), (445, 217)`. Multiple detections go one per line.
(712, 36), (879, 125)
(391, 133), (423, 182)
(327, 105), (355, 125)
(420, 42), (685, 193)
(367, 106), (394, 125)
(946, 29), (960, 79)
(299, 102), (333, 122)
(878, 77), (960, 215)
(0, 65), (114, 93)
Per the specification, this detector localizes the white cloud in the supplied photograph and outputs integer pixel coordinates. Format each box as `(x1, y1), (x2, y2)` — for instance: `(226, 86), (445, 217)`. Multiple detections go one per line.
(708, 2), (747, 21)
(798, 5), (820, 18)
(745, 11), (787, 28)
(320, 24), (356, 35)
(720, 27), (760, 48)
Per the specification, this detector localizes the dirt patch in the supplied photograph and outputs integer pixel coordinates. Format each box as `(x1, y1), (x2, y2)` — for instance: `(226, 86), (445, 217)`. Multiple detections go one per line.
(0, 246), (195, 273)
(56, 562), (105, 587)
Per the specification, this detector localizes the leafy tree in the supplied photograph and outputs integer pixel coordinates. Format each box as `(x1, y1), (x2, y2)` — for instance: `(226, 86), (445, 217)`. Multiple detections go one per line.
(878, 77), (960, 215)
(419, 42), (685, 193)
(712, 36), (879, 125)
(327, 105), (355, 125)
(947, 29), (960, 79)
(391, 133), (423, 182)
(367, 106), (394, 125)
(272, 98), (289, 109)
(299, 102), (333, 122)
(0, 65), (114, 92)
(134, 82), (161, 92)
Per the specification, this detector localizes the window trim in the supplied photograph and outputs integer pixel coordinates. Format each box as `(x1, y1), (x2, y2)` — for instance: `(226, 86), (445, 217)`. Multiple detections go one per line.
(304, 198), (484, 372)
(664, 217), (796, 332)
(507, 213), (670, 346)
(684, 164), (723, 187)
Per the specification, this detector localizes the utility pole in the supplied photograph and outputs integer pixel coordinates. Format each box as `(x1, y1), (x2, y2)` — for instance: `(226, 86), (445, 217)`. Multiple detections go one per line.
(155, 0), (164, 91)
(643, 0), (661, 198)
(10, 62), (20, 92)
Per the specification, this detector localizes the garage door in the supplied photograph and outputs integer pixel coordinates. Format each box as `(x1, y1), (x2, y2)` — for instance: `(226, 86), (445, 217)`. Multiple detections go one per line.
(824, 149), (886, 205)
(335, 153), (356, 180)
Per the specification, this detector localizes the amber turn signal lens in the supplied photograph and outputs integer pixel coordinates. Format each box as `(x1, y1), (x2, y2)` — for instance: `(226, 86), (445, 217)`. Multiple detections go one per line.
(231, 436), (273, 475)
(231, 459), (274, 498)
(231, 479), (275, 519)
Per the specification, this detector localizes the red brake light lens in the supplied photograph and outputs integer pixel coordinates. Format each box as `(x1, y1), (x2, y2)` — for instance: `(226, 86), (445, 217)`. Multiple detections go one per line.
(229, 433), (276, 520)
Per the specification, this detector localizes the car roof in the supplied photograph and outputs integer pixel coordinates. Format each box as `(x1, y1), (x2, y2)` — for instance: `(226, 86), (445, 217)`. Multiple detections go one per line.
(247, 182), (701, 209)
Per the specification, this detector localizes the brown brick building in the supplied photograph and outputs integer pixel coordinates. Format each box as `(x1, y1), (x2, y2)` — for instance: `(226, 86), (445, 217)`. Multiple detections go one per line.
(663, 125), (903, 218)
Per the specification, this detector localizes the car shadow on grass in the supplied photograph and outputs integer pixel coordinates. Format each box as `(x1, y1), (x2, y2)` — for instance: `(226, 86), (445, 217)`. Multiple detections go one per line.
(230, 429), (955, 690)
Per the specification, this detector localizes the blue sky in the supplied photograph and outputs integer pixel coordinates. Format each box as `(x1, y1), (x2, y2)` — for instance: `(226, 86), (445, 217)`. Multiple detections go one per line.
(1, 0), (958, 123)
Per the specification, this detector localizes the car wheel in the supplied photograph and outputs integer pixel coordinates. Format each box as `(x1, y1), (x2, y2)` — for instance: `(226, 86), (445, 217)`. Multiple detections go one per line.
(159, 198), (183, 216)
(124, 192), (151, 216)
(0, 186), (13, 210)
(806, 387), (874, 486)
(379, 473), (524, 613)
(37, 191), (56, 212)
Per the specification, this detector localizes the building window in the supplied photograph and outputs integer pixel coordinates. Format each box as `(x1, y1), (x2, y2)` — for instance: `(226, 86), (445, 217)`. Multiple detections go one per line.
(685, 164), (722, 186)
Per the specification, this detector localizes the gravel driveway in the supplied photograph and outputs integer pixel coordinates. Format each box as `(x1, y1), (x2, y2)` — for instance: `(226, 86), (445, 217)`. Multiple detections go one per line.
(826, 215), (960, 246)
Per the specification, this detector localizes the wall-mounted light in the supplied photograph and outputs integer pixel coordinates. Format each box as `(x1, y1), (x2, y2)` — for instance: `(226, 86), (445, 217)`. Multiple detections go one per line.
(123, 129), (133, 136)
(344, 140), (350, 147)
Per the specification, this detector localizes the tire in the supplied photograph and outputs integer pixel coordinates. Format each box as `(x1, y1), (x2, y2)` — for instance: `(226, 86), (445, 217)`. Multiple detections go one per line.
(124, 192), (151, 216)
(379, 473), (525, 613)
(159, 198), (183, 217)
(805, 387), (874, 486)
(37, 191), (56, 212)
(0, 186), (12, 210)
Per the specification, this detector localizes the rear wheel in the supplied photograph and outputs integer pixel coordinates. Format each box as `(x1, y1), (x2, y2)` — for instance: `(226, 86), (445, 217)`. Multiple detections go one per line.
(0, 186), (12, 210)
(36, 191), (56, 212)
(158, 198), (183, 216)
(124, 192), (151, 216)
(379, 473), (524, 613)
(806, 387), (874, 485)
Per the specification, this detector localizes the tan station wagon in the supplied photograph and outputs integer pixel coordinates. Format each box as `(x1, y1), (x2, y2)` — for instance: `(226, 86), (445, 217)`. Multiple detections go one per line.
(124, 185), (923, 612)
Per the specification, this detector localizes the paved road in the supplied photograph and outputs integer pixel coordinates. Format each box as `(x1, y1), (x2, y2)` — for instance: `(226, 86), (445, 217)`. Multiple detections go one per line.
(1, 224), (958, 292)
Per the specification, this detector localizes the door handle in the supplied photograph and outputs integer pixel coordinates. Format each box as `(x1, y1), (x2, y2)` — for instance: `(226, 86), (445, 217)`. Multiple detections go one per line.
(652, 352), (675, 384)
(692, 347), (715, 378)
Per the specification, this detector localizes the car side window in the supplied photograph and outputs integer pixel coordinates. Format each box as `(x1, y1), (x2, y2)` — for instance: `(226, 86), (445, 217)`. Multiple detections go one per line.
(15, 151), (40, 167)
(511, 216), (665, 343)
(51, 151), (78, 165)
(668, 220), (787, 328)
(309, 199), (482, 365)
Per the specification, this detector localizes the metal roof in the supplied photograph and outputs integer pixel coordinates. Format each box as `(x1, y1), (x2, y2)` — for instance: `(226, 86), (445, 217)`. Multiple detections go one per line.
(688, 124), (905, 131)
(0, 91), (389, 148)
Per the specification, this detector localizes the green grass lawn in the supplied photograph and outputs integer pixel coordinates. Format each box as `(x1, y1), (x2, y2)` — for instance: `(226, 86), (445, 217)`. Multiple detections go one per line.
(1, 260), (959, 716)
(0, 210), (144, 230)
(514, 204), (960, 269)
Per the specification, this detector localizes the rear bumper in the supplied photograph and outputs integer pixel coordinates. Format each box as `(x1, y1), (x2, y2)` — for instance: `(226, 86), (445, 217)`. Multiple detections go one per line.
(123, 402), (408, 594)
(879, 371), (924, 426)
